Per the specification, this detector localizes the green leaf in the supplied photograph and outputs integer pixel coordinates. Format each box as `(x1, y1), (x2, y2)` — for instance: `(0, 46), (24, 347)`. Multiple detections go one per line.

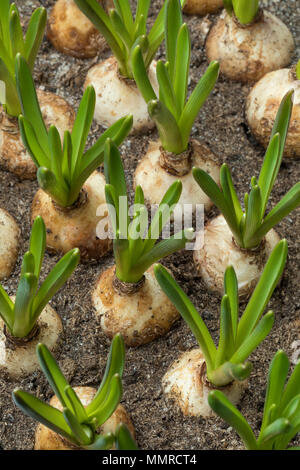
(193, 167), (242, 244)
(71, 86), (95, 178)
(12, 273), (37, 338)
(243, 185), (262, 248)
(296, 60), (300, 81)
(148, 99), (184, 154)
(174, 24), (191, 114)
(232, 0), (259, 25)
(236, 240), (288, 347)
(36, 343), (73, 410)
(156, 60), (180, 119)
(32, 248), (80, 321)
(9, 6), (25, 58)
(215, 295), (234, 367)
(64, 386), (88, 424)
(135, 230), (193, 279)
(113, 0), (134, 36)
(154, 264), (216, 370)
(15, 54), (49, 154)
(208, 390), (258, 450)
(223, 0), (233, 15)
(260, 350), (290, 434)
(231, 312), (274, 364)
(252, 183), (300, 245)
(87, 334), (125, 415)
(115, 424), (138, 450)
(224, 266), (239, 340)
(104, 139), (127, 199)
(88, 374), (122, 427)
(258, 418), (291, 449)
(18, 115), (50, 168)
(86, 433), (115, 450)
(279, 360), (300, 415)
(165, 0), (183, 81)
(258, 133), (280, 217)
(270, 90), (294, 166)
(29, 216), (46, 280)
(131, 45), (157, 103)
(12, 388), (76, 444)
(24, 7), (47, 70)
(0, 285), (14, 331)
(220, 164), (243, 224)
(37, 167), (67, 207)
(178, 61), (219, 148)
(109, 9), (132, 51)
(63, 408), (93, 446)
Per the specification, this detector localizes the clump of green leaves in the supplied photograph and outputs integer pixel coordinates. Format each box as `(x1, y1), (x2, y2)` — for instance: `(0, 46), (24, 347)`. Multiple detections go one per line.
(104, 139), (194, 284)
(132, 0), (219, 155)
(0, 1), (46, 117)
(0, 216), (80, 339)
(13, 335), (138, 450)
(74, 0), (184, 79)
(209, 350), (300, 450)
(223, 0), (260, 25)
(193, 91), (300, 250)
(155, 240), (287, 387)
(15, 54), (133, 208)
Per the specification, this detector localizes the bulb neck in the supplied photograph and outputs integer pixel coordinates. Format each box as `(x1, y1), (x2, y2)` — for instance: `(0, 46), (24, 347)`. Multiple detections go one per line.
(159, 142), (192, 177)
(4, 323), (40, 349)
(52, 188), (88, 214)
(113, 270), (146, 296)
(232, 8), (264, 28)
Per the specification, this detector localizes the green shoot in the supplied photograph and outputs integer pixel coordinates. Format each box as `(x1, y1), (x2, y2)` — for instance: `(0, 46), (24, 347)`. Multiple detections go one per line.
(104, 139), (194, 284)
(15, 54), (133, 208)
(132, 0), (219, 154)
(13, 335), (137, 450)
(0, 1), (46, 116)
(208, 350), (300, 450)
(115, 424), (139, 450)
(0, 216), (80, 339)
(193, 91), (300, 250)
(223, 1), (260, 25)
(74, 0), (185, 79)
(154, 239), (287, 387)
(296, 60), (300, 81)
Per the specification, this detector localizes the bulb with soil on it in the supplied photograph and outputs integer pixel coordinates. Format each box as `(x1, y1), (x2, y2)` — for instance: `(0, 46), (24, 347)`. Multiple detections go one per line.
(0, 91), (75, 179)
(162, 349), (248, 417)
(0, 299), (63, 378)
(92, 265), (180, 347)
(206, 8), (295, 83)
(31, 171), (112, 261)
(34, 386), (135, 450)
(85, 57), (159, 134)
(193, 214), (280, 299)
(134, 139), (220, 214)
(0, 209), (20, 281)
(246, 67), (300, 158)
(47, 0), (113, 59)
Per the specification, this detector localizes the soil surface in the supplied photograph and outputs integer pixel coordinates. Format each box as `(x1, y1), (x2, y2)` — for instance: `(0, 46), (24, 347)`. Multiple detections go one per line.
(0, 0), (299, 450)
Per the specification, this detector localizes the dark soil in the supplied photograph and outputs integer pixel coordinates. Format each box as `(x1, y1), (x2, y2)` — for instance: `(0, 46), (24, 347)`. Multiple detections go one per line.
(0, 0), (299, 451)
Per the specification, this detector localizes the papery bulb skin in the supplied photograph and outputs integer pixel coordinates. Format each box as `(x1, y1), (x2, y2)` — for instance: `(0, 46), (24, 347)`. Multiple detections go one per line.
(0, 302), (62, 377)
(163, 349), (247, 417)
(47, 0), (113, 58)
(246, 68), (300, 158)
(0, 90), (75, 179)
(135, 139), (220, 214)
(31, 171), (112, 261)
(92, 265), (179, 347)
(206, 10), (294, 83)
(84, 57), (159, 134)
(194, 215), (280, 298)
